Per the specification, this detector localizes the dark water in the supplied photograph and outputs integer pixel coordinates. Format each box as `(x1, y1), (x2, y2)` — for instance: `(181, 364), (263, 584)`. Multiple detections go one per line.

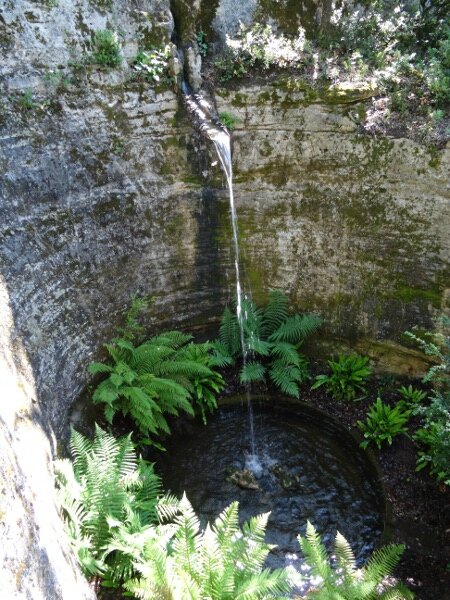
(152, 398), (384, 591)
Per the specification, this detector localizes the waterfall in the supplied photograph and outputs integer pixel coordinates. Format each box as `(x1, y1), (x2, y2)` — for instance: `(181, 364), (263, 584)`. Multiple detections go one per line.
(183, 89), (257, 462)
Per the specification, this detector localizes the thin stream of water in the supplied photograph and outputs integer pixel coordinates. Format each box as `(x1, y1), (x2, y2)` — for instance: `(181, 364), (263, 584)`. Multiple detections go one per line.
(183, 89), (257, 460)
(209, 132), (257, 459)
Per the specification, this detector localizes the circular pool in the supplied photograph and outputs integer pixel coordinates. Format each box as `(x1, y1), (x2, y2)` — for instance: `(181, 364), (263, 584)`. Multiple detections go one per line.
(152, 396), (385, 591)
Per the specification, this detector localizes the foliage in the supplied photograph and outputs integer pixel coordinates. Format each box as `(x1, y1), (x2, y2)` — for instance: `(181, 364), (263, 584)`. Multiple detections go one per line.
(115, 295), (151, 343)
(406, 318), (450, 485)
(196, 30), (208, 57)
(405, 323), (450, 384)
(414, 392), (450, 485)
(92, 30), (122, 68)
(357, 397), (411, 450)
(10, 89), (43, 111)
(133, 45), (171, 82)
(44, 69), (71, 91)
(212, 291), (321, 398)
(120, 494), (291, 599)
(54, 426), (166, 581)
(89, 331), (223, 442)
(219, 111), (238, 131)
(213, 6), (449, 135)
(298, 521), (413, 599)
(397, 384), (427, 411)
(215, 23), (309, 82)
(311, 355), (372, 402)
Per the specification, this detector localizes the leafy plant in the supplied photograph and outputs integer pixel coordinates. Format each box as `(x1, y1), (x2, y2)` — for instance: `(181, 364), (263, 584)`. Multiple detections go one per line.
(11, 89), (42, 111)
(219, 111), (238, 131)
(414, 398), (450, 485)
(397, 384), (427, 411)
(119, 494), (291, 599)
(196, 30), (208, 57)
(133, 45), (171, 82)
(312, 355), (372, 401)
(406, 318), (450, 485)
(215, 22), (308, 83)
(115, 295), (151, 343)
(298, 521), (414, 599)
(92, 30), (122, 68)
(357, 398), (411, 450)
(212, 291), (322, 398)
(54, 426), (167, 582)
(89, 331), (222, 442)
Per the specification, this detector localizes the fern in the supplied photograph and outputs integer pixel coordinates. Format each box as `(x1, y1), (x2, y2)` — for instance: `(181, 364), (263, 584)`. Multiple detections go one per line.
(216, 292), (321, 397)
(90, 329), (224, 443)
(260, 290), (290, 337)
(269, 360), (303, 398)
(269, 313), (322, 344)
(298, 522), (414, 599)
(240, 361), (266, 384)
(54, 427), (163, 582)
(122, 497), (291, 599)
(219, 305), (242, 357)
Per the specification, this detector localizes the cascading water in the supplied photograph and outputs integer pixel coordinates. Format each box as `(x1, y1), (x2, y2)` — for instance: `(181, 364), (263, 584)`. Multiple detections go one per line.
(183, 89), (258, 464)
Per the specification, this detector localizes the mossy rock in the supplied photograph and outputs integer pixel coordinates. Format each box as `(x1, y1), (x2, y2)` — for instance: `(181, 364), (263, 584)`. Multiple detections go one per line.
(323, 82), (379, 105)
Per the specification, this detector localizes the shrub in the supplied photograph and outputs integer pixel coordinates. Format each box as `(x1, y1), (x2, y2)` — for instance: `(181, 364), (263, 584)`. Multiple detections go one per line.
(92, 30), (122, 68)
(89, 332), (223, 443)
(405, 318), (450, 485)
(133, 45), (171, 82)
(311, 354), (372, 401)
(298, 521), (414, 599)
(212, 291), (322, 398)
(414, 395), (450, 485)
(54, 426), (169, 581)
(357, 397), (411, 450)
(397, 384), (428, 411)
(219, 111), (238, 131)
(119, 495), (291, 599)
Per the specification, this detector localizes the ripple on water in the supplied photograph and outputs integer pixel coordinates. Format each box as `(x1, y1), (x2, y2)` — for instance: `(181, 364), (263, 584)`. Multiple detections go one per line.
(151, 399), (384, 595)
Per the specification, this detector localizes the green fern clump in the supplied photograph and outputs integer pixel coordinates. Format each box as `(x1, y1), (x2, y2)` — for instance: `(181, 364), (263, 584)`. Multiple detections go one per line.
(89, 331), (224, 442)
(311, 354), (372, 401)
(54, 426), (168, 582)
(119, 494), (291, 599)
(212, 291), (322, 398)
(357, 398), (411, 450)
(298, 521), (414, 599)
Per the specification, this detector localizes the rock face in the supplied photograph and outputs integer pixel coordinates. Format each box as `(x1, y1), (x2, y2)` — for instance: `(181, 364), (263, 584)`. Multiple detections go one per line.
(215, 85), (450, 349)
(0, 0), (449, 597)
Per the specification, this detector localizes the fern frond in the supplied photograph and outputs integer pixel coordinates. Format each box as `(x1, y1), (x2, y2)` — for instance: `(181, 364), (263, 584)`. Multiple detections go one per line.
(364, 544), (405, 584)
(334, 530), (356, 574)
(131, 343), (175, 375)
(379, 583), (415, 599)
(261, 290), (290, 337)
(234, 568), (291, 598)
(246, 335), (271, 357)
(269, 360), (301, 398)
(88, 362), (114, 375)
(209, 341), (234, 367)
(219, 305), (241, 357)
(269, 313), (322, 344)
(148, 330), (193, 349)
(159, 360), (213, 380)
(298, 521), (332, 582)
(270, 341), (301, 365)
(156, 494), (181, 523)
(240, 361), (266, 384)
